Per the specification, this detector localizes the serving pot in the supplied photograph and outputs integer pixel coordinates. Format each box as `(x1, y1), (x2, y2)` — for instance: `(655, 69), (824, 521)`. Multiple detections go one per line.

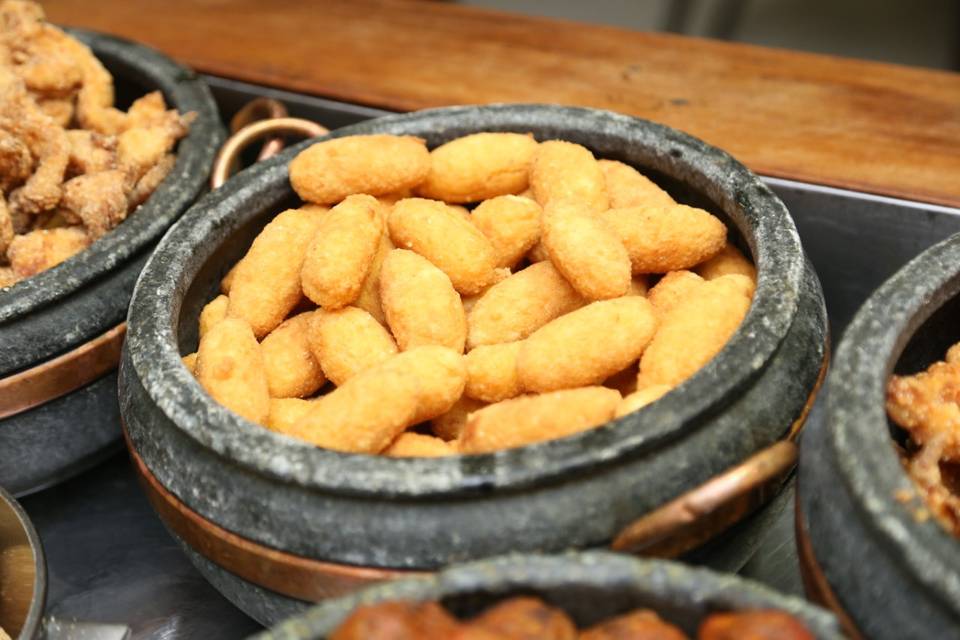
(120, 104), (827, 623)
(0, 29), (224, 496)
(253, 552), (843, 640)
(798, 232), (960, 639)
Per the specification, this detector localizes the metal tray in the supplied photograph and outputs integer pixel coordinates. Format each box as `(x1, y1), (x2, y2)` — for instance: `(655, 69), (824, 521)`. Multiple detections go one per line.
(17, 75), (960, 638)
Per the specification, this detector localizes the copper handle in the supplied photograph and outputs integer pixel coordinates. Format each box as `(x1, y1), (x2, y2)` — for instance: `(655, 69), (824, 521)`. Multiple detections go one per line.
(210, 117), (328, 189)
(229, 97), (289, 162)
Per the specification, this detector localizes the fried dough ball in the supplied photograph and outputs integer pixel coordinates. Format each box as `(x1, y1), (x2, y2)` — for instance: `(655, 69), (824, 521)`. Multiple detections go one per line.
(266, 397), (317, 433)
(542, 201), (631, 300)
(380, 346), (467, 423)
(388, 197), (498, 295)
(198, 294), (228, 339)
(416, 132), (538, 203)
(385, 433), (457, 458)
(470, 194), (542, 269)
(695, 242), (757, 281)
(698, 610), (814, 640)
(581, 609), (687, 640)
(647, 270), (705, 317)
(354, 230), (394, 325)
(430, 395), (486, 442)
(469, 597), (577, 640)
(616, 385), (672, 418)
(228, 207), (323, 337)
(628, 275), (649, 297)
(465, 341), (524, 403)
(308, 306), (398, 386)
(261, 311), (327, 398)
(530, 140), (608, 213)
(196, 317), (270, 425)
(180, 352), (197, 375)
(290, 134), (430, 204)
(518, 297), (657, 392)
(301, 194), (383, 309)
(459, 387), (621, 453)
(466, 261), (583, 348)
(380, 249), (467, 353)
(7, 226), (88, 277)
(598, 158), (675, 209)
(597, 204), (726, 274)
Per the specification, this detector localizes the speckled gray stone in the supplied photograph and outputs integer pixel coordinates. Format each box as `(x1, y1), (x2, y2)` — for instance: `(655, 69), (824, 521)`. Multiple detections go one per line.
(0, 29), (224, 376)
(799, 232), (960, 639)
(121, 105), (827, 568)
(249, 552), (842, 639)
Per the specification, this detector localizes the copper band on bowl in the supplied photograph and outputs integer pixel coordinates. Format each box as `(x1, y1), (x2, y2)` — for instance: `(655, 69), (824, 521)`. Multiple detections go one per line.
(0, 323), (125, 420)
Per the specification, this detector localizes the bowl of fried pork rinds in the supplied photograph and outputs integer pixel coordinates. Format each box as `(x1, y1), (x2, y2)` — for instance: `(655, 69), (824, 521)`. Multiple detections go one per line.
(252, 552), (842, 640)
(0, 0), (222, 496)
(799, 231), (960, 640)
(121, 104), (826, 623)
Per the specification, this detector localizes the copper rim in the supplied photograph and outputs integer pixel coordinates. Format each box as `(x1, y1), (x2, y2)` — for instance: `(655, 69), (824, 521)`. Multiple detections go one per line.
(122, 423), (417, 602)
(210, 117), (328, 189)
(795, 498), (864, 639)
(611, 345), (830, 557)
(0, 323), (125, 420)
(229, 97), (288, 163)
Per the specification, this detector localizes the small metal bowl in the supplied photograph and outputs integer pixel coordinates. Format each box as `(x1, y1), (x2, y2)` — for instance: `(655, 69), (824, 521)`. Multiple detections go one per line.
(252, 552), (843, 640)
(0, 29), (224, 496)
(798, 232), (960, 638)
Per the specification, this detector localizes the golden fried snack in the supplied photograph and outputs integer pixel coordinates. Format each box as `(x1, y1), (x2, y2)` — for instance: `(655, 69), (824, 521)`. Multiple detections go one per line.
(0, 192), (12, 256)
(267, 397), (316, 433)
(604, 362), (639, 397)
(59, 169), (128, 239)
(65, 129), (115, 175)
(117, 110), (189, 181)
(385, 432), (457, 457)
(542, 201), (631, 300)
(598, 159), (676, 209)
(289, 134), (430, 204)
(330, 601), (461, 640)
(380, 346), (467, 423)
(431, 396), (486, 442)
(198, 294), (228, 339)
(283, 365), (420, 453)
(220, 262), (238, 294)
(0, 128), (32, 191)
(7, 226), (88, 277)
(530, 140), (609, 213)
(638, 275), (752, 389)
(888, 359), (960, 461)
(526, 239), (550, 263)
(459, 387), (621, 453)
(647, 270), (705, 317)
(308, 306), (398, 386)
(416, 132), (538, 203)
(470, 194), (542, 269)
(465, 341), (523, 403)
(261, 311), (326, 398)
(469, 597), (577, 640)
(597, 204), (726, 274)
(181, 352), (197, 375)
(466, 261), (583, 348)
(616, 384), (671, 418)
(129, 153), (175, 207)
(227, 207), (322, 338)
(196, 317), (270, 425)
(518, 297), (657, 392)
(461, 267), (510, 314)
(698, 610), (814, 640)
(380, 249), (467, 352)
(628, 275), (650, 297)
(695, 242), (757, 282)
(581, 609), (688, 640)
(0, 266), (18, 288)
(354, 231), (394, 325)
(301, 194), (383, 309)
(388, 197), (498, 295)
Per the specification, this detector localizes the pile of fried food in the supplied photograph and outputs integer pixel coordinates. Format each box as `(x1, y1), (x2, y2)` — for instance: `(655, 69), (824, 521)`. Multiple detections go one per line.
(887, 341), (960, 536)
(329, 596), (814, 640)
(184, 130), (755, 456)
(0, 0), (191, 289)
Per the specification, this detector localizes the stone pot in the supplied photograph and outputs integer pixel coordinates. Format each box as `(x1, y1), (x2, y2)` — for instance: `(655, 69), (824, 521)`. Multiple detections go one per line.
(120, 104), (827, 622)
(798, 232), (960, 639)
(0, 29), (224, 496)
(252, 552), (843, 639)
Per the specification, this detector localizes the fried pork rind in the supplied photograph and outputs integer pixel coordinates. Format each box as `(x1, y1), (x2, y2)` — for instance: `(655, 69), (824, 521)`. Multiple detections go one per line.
(196, 317), (270, 426)
(415, 132), (538, 203)
(518, 297), (657, 393)
(530, 140), (609, 213)
(581, 609), (688, 640)
(128, 153), (175, 207)
(7, 226), (88, 277)
(0, 128), (31, 191)
(599, 158), (675, 209)
(698, 610), (814, 640)
(60, 169), (128, 239)
(0, 265), (18, 288)
(469, 597), (577, 640)
(459, 387), (621, 453)
(385, 432), (457, 458)
(888, 359), (960, 461)
(65, 129), (116, 176)
(289, 134), (430, 204)
(0, 191), (12, 255)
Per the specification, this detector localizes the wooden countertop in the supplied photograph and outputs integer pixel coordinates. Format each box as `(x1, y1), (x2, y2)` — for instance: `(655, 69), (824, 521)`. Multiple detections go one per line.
(44, 0), (960, 208)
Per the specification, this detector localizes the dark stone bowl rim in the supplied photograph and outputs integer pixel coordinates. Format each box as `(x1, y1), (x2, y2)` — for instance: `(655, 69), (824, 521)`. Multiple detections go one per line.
(251, 551), (843, 640)
(0, 28), (222, 323)
(125, 103), (804, 497)
(827, 231), (960, 613)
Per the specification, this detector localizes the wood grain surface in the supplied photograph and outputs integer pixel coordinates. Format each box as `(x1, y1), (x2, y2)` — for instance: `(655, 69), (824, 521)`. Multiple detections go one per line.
(43, 0), (960, 207)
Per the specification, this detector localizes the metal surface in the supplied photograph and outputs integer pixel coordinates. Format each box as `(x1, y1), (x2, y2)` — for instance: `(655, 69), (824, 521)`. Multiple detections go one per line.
(210, 118), (327, 189)
(13, 78), (960, 638)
